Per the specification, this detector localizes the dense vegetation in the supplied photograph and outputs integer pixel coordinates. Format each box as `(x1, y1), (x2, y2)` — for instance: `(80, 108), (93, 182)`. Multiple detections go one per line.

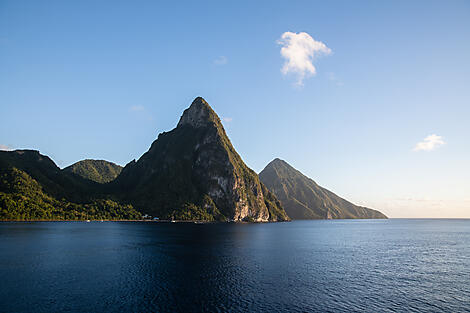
(63, 159), (122, 183)
(0, 98), (290, 222)
(114, 97), (289, 222)
(0, 150), (140, 221)
(259, 158), (387, 219)
(0, 167), (140, 221)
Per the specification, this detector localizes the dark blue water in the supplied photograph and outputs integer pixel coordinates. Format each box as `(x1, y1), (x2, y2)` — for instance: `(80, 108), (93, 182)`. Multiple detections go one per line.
(0, 220), (469, 312)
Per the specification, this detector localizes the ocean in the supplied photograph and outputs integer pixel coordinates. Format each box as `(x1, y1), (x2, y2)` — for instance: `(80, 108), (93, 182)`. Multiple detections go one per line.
(0, 219), (469, 312)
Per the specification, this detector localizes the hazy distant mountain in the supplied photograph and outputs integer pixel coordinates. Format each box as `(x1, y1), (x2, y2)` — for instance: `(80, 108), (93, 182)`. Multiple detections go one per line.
(259, 158), (387, 219)
(114, 97), (289, 222)
(64, 159), (122, 184)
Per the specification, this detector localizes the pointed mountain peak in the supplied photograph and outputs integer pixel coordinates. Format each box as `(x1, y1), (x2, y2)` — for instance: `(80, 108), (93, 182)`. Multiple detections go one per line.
(260, 158), (388, 220)
(116, 97), (289, 222)
(265, 158), (292, 170)
(177, 97), (222, 128)
(261, 158), (312, 185)
(270, 158), (286, 165)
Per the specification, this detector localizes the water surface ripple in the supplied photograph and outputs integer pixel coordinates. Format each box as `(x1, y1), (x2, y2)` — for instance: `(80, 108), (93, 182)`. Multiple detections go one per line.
(0, 219), (469, 312)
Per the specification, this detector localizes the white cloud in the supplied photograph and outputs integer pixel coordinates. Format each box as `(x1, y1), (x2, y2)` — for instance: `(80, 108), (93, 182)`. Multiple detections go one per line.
(129, 105), (145, 112)
(277, 31), (331, 86)
(413, 134), (445, 151)
(222, 117), (233, 123)
(0, 144), (13, 151)
(214, 56), (228, 65)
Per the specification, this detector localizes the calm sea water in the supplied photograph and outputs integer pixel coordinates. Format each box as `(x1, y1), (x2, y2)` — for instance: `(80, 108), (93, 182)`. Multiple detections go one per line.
(0, 219), (469, 313)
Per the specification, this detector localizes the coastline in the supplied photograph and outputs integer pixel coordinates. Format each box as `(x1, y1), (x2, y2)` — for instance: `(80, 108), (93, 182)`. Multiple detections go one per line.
(0, 219), (290, 223)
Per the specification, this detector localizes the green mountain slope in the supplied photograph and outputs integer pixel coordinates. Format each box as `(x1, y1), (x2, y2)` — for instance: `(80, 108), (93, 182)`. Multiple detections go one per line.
(0, 150), (95, 202)
(64, 159), (122, 183)
(259, 158), (387, 219)
(0, 150), (140, 221)
(114, 97), (289, 222)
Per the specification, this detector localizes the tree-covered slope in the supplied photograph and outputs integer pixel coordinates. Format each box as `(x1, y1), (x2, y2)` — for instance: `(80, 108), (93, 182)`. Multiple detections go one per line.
(63, 159), (122, 183)
(114, 97), (289, 222)
(0, 150), (95, 202)
(0, 98), (289, 223)
(259, 158), (387, 220)
(0, 150), (140, 221)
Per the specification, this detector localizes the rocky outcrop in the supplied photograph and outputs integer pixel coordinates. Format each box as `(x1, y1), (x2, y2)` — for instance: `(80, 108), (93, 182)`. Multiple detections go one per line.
(115, 97), (289, 222)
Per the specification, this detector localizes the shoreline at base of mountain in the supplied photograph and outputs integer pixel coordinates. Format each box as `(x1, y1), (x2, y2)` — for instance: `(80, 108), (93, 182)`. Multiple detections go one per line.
(0, 219), (293, 223)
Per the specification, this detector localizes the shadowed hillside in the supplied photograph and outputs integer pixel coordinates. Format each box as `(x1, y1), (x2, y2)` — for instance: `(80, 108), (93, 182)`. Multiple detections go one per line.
(114, 97), (289, 222)
(260, 158), (387, 219)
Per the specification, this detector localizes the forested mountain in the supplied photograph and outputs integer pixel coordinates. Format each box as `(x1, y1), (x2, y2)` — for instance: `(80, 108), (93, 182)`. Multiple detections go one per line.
(114, 97), (288, 222)
(0, 97), (289, 222)
(259, 158), (387, 220)
(1, 98), (385, 222)
(64, 159), (122, 183)
(0, 150), (140, 221)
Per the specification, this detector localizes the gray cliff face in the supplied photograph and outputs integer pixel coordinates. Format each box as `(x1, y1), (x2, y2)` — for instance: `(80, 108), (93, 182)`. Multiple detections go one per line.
(187, 115), (269, 222)
(177, 98), (216, 128)
(116, 97), (289, 222)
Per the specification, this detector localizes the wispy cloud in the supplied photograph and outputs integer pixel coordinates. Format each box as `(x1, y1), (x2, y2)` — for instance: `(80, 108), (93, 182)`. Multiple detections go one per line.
(0, 144), (13, 151)
(326, 72), (343, 86)
(222, 117), (233, 123)
(277, 31), (331, 86)
(129, 105), (154, 121)
(214, 56), (228, 66)
(413, 134), (445, 151)
(129, 105), (145, 112)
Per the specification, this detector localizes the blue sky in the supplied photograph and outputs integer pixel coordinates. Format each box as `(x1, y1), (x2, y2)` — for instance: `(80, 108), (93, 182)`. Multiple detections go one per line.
(1, 0), (469, 217)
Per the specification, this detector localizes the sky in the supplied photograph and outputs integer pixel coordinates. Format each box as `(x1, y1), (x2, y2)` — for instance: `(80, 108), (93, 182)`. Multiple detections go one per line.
(1, 0), (469, 218)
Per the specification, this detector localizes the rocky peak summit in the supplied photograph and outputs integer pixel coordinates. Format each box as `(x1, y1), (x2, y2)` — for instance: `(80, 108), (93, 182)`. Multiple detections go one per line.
(268, 158), (287, 168)
(116, 97), (289, 222)
(177, 97), (222, 129)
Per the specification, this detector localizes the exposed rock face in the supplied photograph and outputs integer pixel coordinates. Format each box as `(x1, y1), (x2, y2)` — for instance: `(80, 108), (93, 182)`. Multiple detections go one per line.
(177, 99), (216, 128)
(115, 97), (289, 222)
(259, 158), (387, 220)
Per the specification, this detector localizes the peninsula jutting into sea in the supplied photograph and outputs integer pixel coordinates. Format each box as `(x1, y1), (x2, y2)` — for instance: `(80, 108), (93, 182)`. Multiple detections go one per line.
(0, 97), (386, 222)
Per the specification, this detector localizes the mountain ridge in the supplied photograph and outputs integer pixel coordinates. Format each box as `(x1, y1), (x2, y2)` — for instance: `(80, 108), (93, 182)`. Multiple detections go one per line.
(0, 97), (383, 222)
(114, 97), (289, 222)
(0, 150), (140, 221)
(259, 158), (387, 219)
